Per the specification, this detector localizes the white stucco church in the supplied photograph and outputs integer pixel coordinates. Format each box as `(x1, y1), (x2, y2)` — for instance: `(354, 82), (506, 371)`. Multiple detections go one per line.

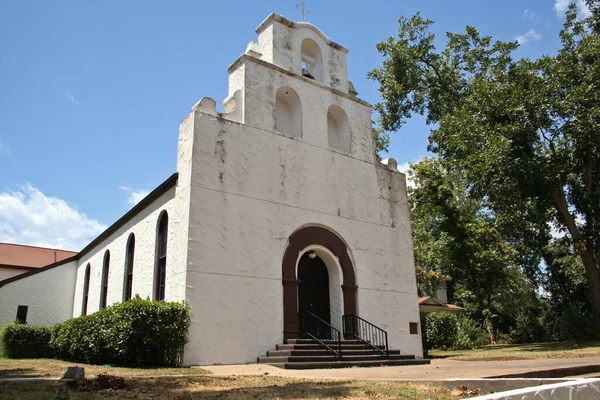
(0, 14), (424, 367)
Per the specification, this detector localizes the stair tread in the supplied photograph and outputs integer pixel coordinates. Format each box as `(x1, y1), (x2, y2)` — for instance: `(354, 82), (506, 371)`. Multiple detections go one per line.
(273, 359), (430, 370)
(258, 354), (416, 363)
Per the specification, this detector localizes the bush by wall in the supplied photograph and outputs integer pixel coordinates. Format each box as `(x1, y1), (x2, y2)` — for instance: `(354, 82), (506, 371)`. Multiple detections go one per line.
(1, 323), (52, 359)
(454, 315), (489, 350)
(2, 298), (191, 367)
(424, 312), (459, 350)
(51, 297), (191, 366)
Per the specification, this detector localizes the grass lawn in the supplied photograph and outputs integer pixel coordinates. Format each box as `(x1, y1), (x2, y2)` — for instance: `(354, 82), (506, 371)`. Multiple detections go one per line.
(0, 357), (211, 379)
(0, 358), (465, 399)
(0, 376), (461, 399)
(429, 340), (600, 361)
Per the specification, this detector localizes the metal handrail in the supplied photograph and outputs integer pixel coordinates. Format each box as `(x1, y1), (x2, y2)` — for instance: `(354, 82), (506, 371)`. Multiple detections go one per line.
(343, 314), (389, 358)
(299, 311), (342, 359)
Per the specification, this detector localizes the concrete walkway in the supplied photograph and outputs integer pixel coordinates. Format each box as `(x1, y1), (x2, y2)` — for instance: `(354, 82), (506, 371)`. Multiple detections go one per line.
(200, 356), (600, 381)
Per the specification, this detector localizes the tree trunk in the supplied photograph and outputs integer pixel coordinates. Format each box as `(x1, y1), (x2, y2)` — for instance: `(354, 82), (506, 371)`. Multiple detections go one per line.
(551, 186), (600, 321)
(580, 249), (600, 321)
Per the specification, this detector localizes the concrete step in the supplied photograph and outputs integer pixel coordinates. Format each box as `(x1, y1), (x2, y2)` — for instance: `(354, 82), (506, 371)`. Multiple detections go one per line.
(270, 358), (431, 370)
(267, 349), (402, 357)
(258, 354), (416, 364)
(276, 343), (386, 351)
(287, 339), (366, 345)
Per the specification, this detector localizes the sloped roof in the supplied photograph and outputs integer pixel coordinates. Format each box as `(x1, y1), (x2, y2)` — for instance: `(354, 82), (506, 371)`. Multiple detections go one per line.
(418, 296), (464, 313)
(0, 243), (77, 270)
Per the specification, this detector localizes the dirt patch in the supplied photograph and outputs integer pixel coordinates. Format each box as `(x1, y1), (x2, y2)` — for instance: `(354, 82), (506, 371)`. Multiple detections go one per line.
(457, 356), (530, 362)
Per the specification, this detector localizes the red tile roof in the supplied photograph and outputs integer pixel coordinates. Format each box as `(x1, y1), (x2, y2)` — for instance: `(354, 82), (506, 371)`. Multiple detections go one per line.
(0, 243), (78, 269)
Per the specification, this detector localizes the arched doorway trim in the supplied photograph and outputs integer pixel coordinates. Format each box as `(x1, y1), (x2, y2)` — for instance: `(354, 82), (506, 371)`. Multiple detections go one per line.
(282, 226), (357, 340)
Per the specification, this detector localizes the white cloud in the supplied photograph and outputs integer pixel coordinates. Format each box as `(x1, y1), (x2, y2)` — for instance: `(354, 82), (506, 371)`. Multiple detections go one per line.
(0, 139), (9, 156)
(554, 0), (591, 18)
(516, 29), (543, 44)
(0, 184), (106, 251)
(118, 186), (150, 206)
(66, 93), (80, 105)
(523, 9), (544, 23)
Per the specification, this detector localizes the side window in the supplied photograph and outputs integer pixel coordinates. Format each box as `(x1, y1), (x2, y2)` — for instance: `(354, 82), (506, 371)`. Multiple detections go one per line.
(155, 211), (168, 301)
(124, 233), (135, 301)
(100, 251), (110, 309)
(16, 305), (28, 323)
(82, 264), (91, 315)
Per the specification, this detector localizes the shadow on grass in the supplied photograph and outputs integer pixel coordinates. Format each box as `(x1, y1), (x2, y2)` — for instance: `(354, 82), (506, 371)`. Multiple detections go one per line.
(0, 368), (44, 378)
(140, 376), (446, 400)
(0, 376), (452, 400)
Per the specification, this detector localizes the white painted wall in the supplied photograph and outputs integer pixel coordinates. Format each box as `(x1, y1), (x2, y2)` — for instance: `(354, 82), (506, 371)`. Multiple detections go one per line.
(0, 268), (28, 281)
(0, 260), (78, 328)
(72, 186), (186, 317)
(181, 111), (421, 365)
(255, 14), (349, 92)
(235, 58), (374, 164)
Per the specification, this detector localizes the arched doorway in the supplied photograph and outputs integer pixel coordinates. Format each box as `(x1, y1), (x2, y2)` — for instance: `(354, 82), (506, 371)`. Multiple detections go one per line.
(282, 226), (357, 340)
(298, 252), (331, 324)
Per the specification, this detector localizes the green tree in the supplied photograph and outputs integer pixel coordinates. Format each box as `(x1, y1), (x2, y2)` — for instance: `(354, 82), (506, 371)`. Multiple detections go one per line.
(369, 2), (600, 321)
(408, 157), (529, 342)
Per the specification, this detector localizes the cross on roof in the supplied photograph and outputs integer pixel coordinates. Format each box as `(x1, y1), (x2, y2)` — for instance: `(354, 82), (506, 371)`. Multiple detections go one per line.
(296, 2), (310, 21)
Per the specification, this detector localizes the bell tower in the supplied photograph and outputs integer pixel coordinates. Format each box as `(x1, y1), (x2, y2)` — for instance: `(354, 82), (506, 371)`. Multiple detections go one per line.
(219, 13), (374, 163)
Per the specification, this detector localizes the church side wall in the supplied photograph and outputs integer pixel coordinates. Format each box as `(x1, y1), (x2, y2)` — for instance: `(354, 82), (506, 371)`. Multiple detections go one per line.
(182, 113), (421, 366)
(0, 260), (78, 328)
(0, 268), (28, 281)
(72, 187), (185, 317)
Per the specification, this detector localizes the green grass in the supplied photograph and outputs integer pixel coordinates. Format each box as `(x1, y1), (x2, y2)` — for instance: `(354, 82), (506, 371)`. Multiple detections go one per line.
(0, 376), (459, 399)
(0, 357), (211, 378)
(429, 340), (600, 360)
(0, 358), (461, 399)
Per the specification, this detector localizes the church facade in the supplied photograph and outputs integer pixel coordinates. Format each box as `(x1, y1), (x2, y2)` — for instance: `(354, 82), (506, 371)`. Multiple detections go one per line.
(0, 14), (423, 365)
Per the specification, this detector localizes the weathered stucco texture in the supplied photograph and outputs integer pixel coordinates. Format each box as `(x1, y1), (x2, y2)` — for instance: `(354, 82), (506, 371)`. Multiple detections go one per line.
(72, 187), (186, 317)
(0, 261), (77, 327)
(180, 15), (421, 365)
(0, 268), (27, 281)
(181, 110), (421, 365)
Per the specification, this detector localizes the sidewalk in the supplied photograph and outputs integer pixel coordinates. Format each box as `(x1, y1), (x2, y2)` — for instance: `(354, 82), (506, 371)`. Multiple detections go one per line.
(200, 356), (600, 381)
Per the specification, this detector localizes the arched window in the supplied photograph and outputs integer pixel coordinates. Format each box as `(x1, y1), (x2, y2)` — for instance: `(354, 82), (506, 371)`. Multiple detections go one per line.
(124, 233), (135, 301)
(275, 87), (302, 138)
(301, 38), (323, 82)
(155, 211), (168, 301)
(100, 250), (110, 309)
(82, 264), (91, 315)
(327, 105), (350, 152)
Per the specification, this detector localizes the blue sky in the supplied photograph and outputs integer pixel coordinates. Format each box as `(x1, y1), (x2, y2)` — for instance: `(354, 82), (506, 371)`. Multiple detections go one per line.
(0, 0), (590, 250)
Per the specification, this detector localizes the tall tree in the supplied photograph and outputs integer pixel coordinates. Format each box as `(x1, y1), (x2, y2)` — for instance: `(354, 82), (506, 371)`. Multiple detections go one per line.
(409, 157), (527, 342)
(369, 3), (600, 320)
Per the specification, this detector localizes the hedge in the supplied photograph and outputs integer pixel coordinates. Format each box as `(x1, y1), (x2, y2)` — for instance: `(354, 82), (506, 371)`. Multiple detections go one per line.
(2, 297), (191, 367)
(1, 323), (53, 358)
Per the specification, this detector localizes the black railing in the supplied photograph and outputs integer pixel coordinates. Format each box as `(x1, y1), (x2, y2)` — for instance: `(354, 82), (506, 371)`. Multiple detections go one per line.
(343, 314), (389, 358)
(299, 311), (342, 359)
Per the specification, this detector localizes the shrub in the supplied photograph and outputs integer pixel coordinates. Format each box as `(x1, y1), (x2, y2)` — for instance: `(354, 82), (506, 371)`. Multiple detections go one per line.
(454, 315), (488, 350)
(51, 297), (191, 366)
(424, 312), (458, 350)
(549, 307), (600, 342)
(508, 311), (549, 344)
(1, 323), (52, 358)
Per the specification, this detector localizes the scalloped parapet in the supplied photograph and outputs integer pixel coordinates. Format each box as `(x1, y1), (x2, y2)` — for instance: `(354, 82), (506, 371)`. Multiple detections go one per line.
(256, 13), (349, 53)
(191, 97), (218, 116)
(248, 13), (350, 93)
